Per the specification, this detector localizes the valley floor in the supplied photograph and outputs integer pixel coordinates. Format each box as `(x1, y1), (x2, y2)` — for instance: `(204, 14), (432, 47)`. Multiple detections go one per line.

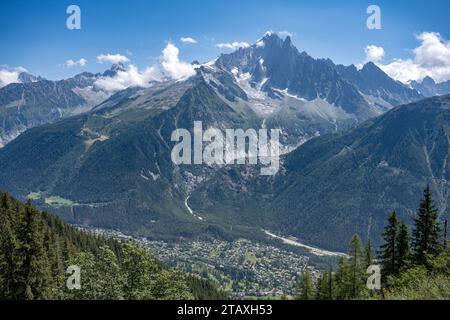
(78, 226), (324, 297)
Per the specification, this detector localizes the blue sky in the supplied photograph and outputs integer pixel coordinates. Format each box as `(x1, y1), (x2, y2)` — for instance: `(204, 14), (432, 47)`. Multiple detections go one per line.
(1, 0), (449, 80)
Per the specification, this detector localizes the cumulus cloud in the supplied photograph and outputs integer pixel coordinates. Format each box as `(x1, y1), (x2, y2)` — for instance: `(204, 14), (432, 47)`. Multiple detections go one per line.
(94, 43), (196, 91)
(216, 42), (250, 50)
(0, 66), (26, 88)
(94, 64), (161, 91)
(63, 58), (87, 68)
(161, 43), (196, 80)
(180, 37), (198, 44)
(364, 45), (385, 63)
(96, 53), (130, 64)
(376, 32), (450, 83)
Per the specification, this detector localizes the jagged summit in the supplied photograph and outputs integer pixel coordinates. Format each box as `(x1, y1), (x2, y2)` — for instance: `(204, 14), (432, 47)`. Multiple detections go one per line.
(422, 76), (436, 85)
(18, 71), (45, 83)
(102, 63), (126, 77)
(410, 75), (450, 97)
(214, 32), (421, 119)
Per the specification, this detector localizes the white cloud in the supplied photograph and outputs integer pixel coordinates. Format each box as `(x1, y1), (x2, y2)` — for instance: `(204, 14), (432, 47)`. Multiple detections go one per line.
(378, 59), (424, 83)
(414, 32), (450, 69)
(94, 43), (195, 91)
(161, 43), (196, 80)
(94, 64), (161, 91)
(262, 30), (293, 39)
(376, 32), (450, 83)
(180, 37), (198, 44)
(277, 31), (294, 38)
(0, 66), (27, 88)
(364, 45), (385, 63)
(64, 58), (87, 68)
(96, 53), (130, 64)
(216, 42), (250, 50)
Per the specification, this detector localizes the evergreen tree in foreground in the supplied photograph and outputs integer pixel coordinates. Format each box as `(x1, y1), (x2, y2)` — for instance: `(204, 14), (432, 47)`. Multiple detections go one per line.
(395, 222), (411, 272)
(379, 212), (398, 280)
(347, 234), (366, 299)
(316, 265), (335, 300)
(332, 235), (370, 299)
(412, 186), (442, 266)
(15, 202), (52, 299)
(296, 267), (315, 300)
(334, 256), (350, 299)
(328, 187), (450, 300)
(364, 240), (374, 268)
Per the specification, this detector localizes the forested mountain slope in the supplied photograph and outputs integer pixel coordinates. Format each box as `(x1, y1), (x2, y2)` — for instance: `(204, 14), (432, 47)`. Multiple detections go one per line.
(0, 192), (226, 300)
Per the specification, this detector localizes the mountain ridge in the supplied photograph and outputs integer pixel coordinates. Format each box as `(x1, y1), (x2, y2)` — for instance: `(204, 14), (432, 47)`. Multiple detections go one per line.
(0, 65), (124, 147)
(189, 94), (450, 250)
(410, 76), (450, 97)
(0, 33), (441, 251)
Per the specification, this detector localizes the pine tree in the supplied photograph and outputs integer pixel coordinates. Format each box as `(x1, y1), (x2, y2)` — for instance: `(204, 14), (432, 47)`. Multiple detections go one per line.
(15, 202), (52, 299)
(364, 240), (374, 268)
(316, 265), (334, 300)
(412, 186), (443, 266)
(326, 266), (334, 299)
(379, 212), (398, 280)
(347, 234), (366, 299)
(296, 267), (315, 300)
(334, 256), (350, 299)
(396, 222), (411, 272)
(316, 273), (325, 300)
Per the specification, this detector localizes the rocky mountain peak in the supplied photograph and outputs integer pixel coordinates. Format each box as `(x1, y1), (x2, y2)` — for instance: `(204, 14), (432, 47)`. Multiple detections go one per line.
(102, 63), (126, 77)
(422, 76), (436, 85)
(18, 72), (44, 83)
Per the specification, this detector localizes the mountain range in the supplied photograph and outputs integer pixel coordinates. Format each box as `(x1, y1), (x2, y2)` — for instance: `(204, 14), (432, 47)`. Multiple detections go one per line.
(0, 64), (127, 147)
(0, 33), (448, 250)
(189, 94), (450, 250)
(410, 76), (450, 97)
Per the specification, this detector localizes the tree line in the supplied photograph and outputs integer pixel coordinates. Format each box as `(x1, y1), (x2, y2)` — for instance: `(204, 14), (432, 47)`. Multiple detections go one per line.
(296, 186), (449, 300)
